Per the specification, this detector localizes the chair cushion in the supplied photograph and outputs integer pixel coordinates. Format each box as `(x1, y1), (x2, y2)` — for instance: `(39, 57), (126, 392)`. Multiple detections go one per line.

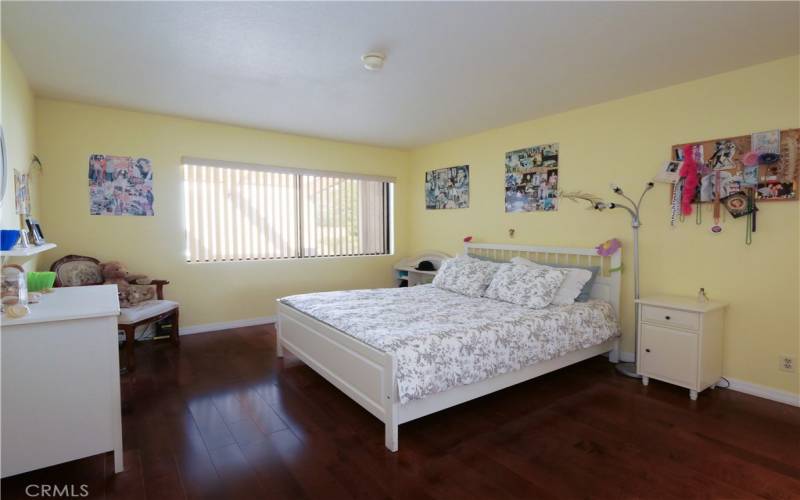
(54, 259), (104, 287)
(119, 300), (178, 324)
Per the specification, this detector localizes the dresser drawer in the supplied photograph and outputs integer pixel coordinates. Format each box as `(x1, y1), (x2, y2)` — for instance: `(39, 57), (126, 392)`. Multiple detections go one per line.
(639, 324), (698, 387)
(641, 305), (699, 331)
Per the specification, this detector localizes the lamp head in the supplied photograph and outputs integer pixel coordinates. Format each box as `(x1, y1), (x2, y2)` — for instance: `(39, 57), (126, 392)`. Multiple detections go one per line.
(595, 201), (616, 211)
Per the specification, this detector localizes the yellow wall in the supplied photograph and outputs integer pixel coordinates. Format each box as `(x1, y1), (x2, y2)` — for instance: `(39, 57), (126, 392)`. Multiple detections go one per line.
(1, 42), (39, 270)
(35, 99), (410, 327)
(28, 53), (799, 395)
(409, 56), (800, 395)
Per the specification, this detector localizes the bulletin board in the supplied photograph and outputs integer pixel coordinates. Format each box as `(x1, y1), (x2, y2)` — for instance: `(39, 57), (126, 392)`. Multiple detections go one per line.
(671, 128), (799, 203)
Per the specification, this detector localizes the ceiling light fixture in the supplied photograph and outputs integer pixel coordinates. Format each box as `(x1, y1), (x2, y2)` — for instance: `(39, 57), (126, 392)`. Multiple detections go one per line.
(361, 52), (385, 71)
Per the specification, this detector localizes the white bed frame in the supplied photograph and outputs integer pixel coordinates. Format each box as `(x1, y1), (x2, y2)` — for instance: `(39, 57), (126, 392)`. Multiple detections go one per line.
(276, 242), (622, 452)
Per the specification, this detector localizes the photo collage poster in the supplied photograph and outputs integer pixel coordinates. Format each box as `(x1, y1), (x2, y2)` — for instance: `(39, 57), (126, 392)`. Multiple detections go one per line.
(505, 143), (559, 212)
(425, 165), (470, 209)
(89, 154), (155, 216)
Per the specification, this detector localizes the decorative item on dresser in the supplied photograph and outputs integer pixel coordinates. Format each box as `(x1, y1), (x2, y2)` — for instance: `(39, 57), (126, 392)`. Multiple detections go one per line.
(49, 255), (179, 372)
(636, 295), (727, 400)
(393, 251), (450, 286)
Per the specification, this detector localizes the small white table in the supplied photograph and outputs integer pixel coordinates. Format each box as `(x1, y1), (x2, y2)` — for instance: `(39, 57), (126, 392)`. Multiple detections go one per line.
(636, 295), (727, 400)
(1, 285), (124, 477)
(393, 252), (449, 287)
(396, 266), (438, 286)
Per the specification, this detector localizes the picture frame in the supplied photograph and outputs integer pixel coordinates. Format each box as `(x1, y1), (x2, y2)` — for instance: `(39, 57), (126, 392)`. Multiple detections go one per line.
(25, 217), (45, 246)
(654, 160), (681, 183)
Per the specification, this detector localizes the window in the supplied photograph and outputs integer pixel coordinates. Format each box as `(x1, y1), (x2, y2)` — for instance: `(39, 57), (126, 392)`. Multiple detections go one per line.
(182, 157), (393, 262)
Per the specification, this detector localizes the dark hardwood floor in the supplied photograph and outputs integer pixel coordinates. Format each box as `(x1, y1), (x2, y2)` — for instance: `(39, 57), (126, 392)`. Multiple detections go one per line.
(3, 324), (799, 499)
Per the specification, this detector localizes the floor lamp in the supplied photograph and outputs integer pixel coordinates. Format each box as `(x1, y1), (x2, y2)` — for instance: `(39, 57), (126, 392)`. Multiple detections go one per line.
(594, 182), (655, 378)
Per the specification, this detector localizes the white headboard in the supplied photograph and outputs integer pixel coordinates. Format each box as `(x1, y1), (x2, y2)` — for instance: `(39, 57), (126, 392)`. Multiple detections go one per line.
(464, 242), (622, 317)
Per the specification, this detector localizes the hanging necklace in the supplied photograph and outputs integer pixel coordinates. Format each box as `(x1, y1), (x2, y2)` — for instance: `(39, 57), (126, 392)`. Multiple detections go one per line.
(711, 170), (722, 233)
(671, 179), (683, 227)
(745, 188), (755, 245)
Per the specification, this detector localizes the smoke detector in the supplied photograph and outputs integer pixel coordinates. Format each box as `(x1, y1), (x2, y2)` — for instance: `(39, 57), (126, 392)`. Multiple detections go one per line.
(361, 52), (385, 71)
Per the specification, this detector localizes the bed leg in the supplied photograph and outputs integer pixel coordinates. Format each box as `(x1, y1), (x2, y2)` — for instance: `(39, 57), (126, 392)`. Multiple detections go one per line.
(384, 389), (400, 453)
(385, 401), (400, 453)
(384, 353), (399, 452)
(609, 338), (620, 364)
(276, 317), (284, 358)
(385, 422), (398, 452)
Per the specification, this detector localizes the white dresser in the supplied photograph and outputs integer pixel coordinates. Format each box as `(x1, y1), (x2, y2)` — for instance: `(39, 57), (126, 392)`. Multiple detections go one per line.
(636, 295), (727, 400)
(1, 285), (124, 477)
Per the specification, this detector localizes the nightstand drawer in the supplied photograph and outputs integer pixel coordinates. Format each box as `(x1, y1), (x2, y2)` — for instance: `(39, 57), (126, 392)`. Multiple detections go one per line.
(639, 324), (698, 387)
(641, 305), (699, 331)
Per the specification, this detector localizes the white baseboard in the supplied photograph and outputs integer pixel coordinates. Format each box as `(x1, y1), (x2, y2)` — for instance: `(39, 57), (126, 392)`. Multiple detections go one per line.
(619, 350), (635, 363)
(616, 351), (799, 407)
(181, 315), (276, 336)
(725, 378), (800, 407)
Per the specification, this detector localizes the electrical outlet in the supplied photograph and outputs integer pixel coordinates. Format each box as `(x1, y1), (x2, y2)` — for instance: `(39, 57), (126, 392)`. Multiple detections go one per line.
(779, 355), (796, 373)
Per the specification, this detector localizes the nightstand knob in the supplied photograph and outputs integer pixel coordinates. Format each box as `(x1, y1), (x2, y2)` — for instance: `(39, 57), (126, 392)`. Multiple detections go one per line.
(645, 348), (651, 353)
(664, 315), (671, 320)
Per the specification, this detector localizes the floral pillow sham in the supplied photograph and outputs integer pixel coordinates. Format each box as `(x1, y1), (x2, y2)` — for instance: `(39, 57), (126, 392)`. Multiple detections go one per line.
(510, 256), (596, 305)
(484, 264), (568, 309)
(432, 255), (500, 298)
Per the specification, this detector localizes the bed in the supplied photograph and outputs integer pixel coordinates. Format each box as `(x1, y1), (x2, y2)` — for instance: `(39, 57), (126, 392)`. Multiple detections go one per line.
(276, 242), (622, 451)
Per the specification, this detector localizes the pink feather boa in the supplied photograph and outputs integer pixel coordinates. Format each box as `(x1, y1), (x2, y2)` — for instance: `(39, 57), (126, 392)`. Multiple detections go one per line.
(678, 144), (699, 215)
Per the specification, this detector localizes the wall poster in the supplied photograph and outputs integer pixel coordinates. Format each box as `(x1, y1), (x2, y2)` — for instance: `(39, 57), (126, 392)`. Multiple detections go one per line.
(425, 165), (469, 209)
(14, 169), (30, 215)
(505, 142), (559, 212)
(89, 154), (154, 216)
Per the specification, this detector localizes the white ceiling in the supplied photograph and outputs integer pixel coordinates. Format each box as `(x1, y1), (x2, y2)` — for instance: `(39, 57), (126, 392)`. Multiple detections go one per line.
(3, 2), (798, 149)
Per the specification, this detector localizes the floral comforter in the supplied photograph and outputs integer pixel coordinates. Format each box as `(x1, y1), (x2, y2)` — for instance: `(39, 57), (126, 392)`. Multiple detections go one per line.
(279, 285), (620, 404)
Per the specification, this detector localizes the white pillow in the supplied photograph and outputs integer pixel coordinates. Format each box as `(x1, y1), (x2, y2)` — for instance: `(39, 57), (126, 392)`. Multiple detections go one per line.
(510, 256), (593, 306)
(484, 264), (567, 309)
(432, 256), (500, 298)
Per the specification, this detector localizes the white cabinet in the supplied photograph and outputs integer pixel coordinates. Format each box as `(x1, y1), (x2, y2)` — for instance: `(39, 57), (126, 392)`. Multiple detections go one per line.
(1, 285), (123, 477)
(636, 295), (727, 400)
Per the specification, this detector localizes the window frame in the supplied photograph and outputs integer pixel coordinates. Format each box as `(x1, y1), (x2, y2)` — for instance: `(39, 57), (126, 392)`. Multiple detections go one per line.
(182, 157), (395, 263)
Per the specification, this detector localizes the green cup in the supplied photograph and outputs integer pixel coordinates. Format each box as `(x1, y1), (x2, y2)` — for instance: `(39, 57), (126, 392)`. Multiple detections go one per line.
(27, 272), (56, 292)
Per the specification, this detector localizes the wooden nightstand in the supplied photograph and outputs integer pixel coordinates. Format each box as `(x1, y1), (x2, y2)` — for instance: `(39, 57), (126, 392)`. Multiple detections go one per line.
(636, 295), (727, 400)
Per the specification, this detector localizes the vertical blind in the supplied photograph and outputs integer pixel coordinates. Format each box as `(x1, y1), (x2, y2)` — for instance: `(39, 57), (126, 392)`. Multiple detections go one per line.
(182, 158), (392, 262)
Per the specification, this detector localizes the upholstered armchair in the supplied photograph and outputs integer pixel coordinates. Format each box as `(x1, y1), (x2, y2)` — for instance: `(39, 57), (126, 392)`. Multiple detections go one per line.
(50, 255), (179, 372)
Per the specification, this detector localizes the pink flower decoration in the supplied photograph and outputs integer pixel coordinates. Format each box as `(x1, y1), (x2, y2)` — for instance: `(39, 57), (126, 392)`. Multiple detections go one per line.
(742, 151), (760, 167)
(595, 238), (621, 257)
(463, 236), (473, 243)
